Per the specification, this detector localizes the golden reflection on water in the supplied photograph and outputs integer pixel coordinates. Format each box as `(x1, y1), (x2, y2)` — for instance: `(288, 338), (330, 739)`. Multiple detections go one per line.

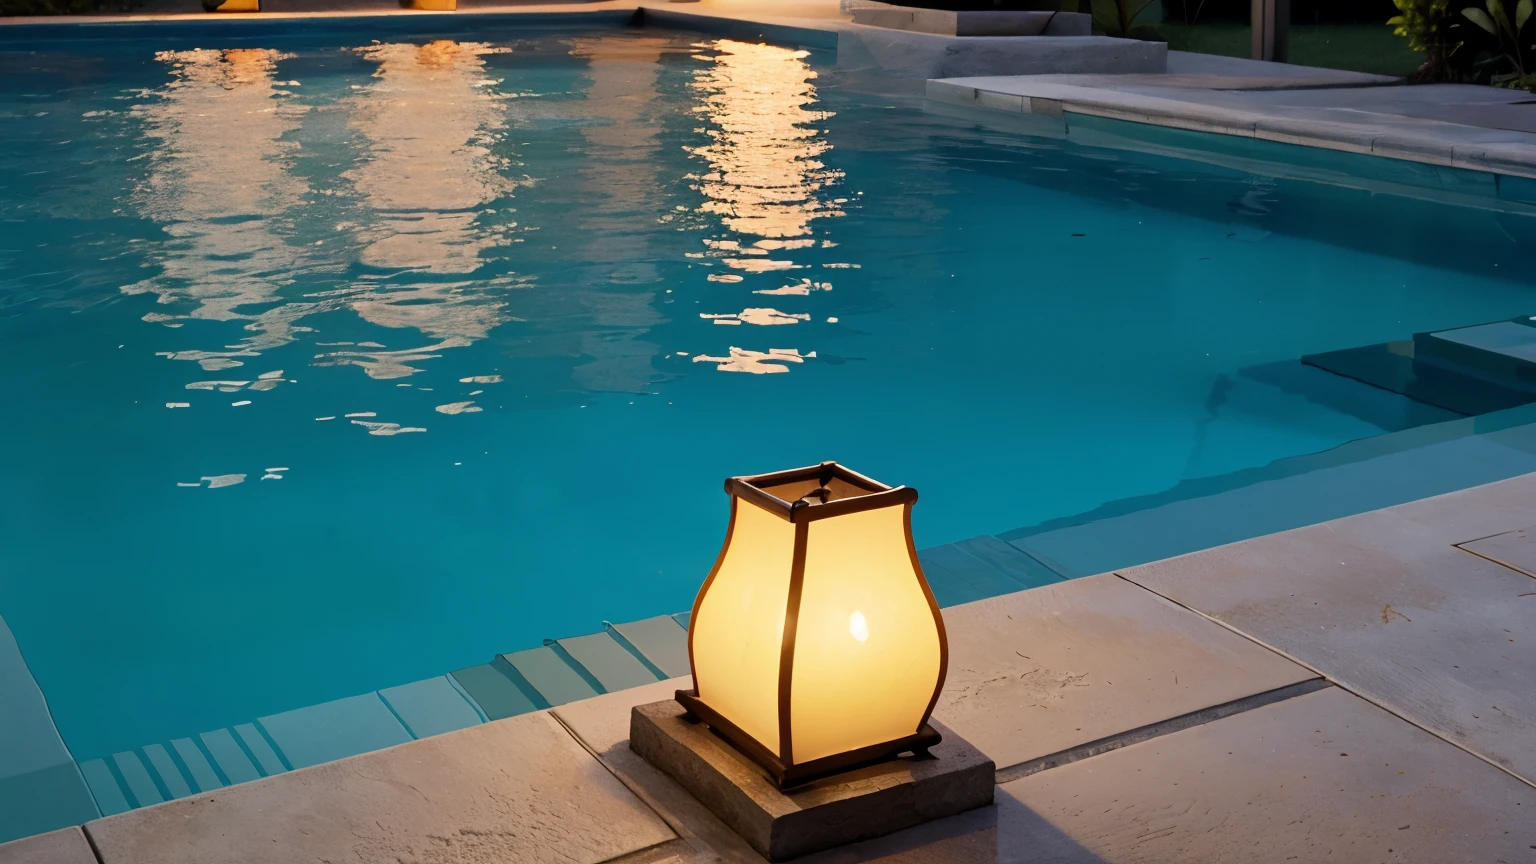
(128, 41), (528, 387)
(124, 49), (321, 373)
(688, 39), (839, 370)
(688, 39), (841, 245)
(323, 40), (525, 380)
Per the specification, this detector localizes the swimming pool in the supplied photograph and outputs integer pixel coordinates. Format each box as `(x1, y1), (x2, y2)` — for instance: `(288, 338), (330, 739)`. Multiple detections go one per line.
(4, 15), (1536, 830)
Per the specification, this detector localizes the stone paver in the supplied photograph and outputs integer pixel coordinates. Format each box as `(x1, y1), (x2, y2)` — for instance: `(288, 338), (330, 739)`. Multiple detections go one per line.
(935, 573), (1316, 772)
(553, 679), (767, 863)
(1121, 474), (1536, 784)
(0, 827), (95, 864)
(780, 687), (1534, 863)
(1461, 524), (1536, 578)
(996, 687), (1534, 863)
(86, 710), (676, 864)
(1031, 686), (1524, 862)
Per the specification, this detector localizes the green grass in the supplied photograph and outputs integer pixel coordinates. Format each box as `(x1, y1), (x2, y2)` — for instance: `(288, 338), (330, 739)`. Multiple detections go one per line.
(1140, 22), (1425, 77)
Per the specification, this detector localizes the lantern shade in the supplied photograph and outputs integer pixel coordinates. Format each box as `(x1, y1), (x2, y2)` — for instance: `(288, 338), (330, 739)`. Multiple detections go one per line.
(679, 462), (948, 788)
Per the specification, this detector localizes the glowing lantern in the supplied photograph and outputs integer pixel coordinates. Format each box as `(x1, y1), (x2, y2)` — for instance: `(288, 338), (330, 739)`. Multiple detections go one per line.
(677, 462), (948, 788)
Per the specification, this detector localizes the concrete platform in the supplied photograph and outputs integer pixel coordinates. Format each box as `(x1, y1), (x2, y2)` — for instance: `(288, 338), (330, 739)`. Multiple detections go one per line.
(84, 711), (677, 864)
(1120, 473), (1536, 785)
(927, 55), (1536, 179)
(0, 827), (94, 864)
(996, 686), (1535, 862)
(1460, 524), (1536, 577)
(935, 573), (1317, 773)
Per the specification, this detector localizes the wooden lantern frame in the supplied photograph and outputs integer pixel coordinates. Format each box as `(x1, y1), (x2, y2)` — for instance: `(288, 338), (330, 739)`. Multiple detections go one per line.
(676, 462), (949, 789)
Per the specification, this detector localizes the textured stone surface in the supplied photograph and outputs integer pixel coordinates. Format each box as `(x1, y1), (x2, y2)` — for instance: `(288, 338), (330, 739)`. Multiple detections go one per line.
(996, 687), (1535, 863)
(1121, 476), (1536, 785)
(0, 827), (95, 864)
(554, 678), (769, 862)
(934, 574), (1315, 771)
(1460, 524), (1536, 577)
(629, 700), (993, 861)
(86, 710), (675, 864)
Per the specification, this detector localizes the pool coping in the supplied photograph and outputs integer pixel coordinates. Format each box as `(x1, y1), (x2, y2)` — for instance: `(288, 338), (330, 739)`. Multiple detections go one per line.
(927, 73), (1536, 180)
(6, 471), (1533, 861)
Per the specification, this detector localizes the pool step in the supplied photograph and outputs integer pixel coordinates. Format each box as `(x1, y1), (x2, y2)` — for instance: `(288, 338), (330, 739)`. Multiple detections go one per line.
(0, 614), (99, 843)
(1304, 316), (1536, 416)
(608, 616), (690, 678)
(1002, 399), (1536, 578)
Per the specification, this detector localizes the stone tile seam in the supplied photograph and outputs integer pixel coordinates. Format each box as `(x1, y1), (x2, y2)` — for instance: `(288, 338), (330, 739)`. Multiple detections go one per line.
(1111, 572), (1536, 791)
(994, 677), (1332, 785)
(80, 822), (107, 864)
(546, 709), (696, 853)
(1454, 543), (1536, 580)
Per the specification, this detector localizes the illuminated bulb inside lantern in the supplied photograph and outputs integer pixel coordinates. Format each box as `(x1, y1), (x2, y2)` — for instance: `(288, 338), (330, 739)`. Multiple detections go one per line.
(849, 610), (869, 642)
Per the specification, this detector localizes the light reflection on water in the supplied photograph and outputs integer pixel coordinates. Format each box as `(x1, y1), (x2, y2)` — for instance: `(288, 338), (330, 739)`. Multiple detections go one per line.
(686, 38), (838, 370)
(329, 39), (525, 382)
(124, 48), (317, 372)
(124, 35), (836, 394)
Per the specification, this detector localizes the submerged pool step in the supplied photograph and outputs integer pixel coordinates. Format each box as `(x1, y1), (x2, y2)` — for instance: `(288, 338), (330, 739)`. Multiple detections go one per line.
(0, 614), (100, 843)
(608, 616), (690, 678)
(553, 632), (659, 693)
(450, 661), (537, 720)
(918, 535), (1069, 606)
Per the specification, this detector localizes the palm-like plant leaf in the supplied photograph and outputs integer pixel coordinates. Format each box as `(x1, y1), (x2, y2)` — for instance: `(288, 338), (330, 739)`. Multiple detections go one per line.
(1464, 5), (1499, 32)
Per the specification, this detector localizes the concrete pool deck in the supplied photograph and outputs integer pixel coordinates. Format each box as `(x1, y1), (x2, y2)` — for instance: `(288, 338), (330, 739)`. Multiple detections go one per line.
(5, 472), (1532, 863)
(929, 53), (1536, 180)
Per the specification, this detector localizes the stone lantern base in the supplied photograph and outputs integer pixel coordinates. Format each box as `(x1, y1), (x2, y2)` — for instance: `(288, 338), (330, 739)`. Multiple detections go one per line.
(629, 700), (995, 861)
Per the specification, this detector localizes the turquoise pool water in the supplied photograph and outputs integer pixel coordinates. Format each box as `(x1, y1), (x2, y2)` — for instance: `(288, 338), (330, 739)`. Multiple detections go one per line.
(4, 20), (1536, 781)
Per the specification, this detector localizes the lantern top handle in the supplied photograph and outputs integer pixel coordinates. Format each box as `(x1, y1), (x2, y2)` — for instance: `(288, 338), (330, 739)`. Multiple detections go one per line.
(724, 461), (919, 524)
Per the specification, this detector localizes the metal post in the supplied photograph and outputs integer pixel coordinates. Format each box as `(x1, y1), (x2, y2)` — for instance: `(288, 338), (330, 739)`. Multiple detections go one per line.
(1251, 0), (1290, 63)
